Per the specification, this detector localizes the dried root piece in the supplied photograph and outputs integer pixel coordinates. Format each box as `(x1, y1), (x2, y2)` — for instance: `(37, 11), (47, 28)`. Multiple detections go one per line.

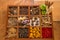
(6, 27), (17, 38)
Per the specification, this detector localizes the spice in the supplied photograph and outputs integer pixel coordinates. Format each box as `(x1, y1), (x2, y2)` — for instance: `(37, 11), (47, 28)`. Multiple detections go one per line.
(19, 28), (28, 38)
(42, 28), (52, 38)
(6, 27), (17, 38)
(18, 16), (29, 27)
(8, 17), (17, 26)
(30, 17), (40, 26)
(20, 6), (28, 15)
(9, 7), (17, 15)
(29, 27), (41, 38)
(30, 6), (39, 15)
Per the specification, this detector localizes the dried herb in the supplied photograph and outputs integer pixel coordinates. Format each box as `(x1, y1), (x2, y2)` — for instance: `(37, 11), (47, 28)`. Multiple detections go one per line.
(41, 16), (51, 27)
(40, 4), (47, 15)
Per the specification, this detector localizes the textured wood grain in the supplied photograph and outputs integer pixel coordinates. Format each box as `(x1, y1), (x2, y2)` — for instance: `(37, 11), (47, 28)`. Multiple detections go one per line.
(53, 22), (60, 40)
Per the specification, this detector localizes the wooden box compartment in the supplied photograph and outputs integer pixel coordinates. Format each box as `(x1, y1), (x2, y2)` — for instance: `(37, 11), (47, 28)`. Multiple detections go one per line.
(29, 27), (41, 38)
(20, 6), (28, 15)
(30, 16), (40, 26)
(8, 17), (18, 26)
(6, 27), (17, 38)
(42, 27), (52, 38)
(41, 15), (52, 27)
(30, 6), (39, 15)
(18, 16), (29, 27)
(8, 6), (18, 16)
(18, 28), (29, 38)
